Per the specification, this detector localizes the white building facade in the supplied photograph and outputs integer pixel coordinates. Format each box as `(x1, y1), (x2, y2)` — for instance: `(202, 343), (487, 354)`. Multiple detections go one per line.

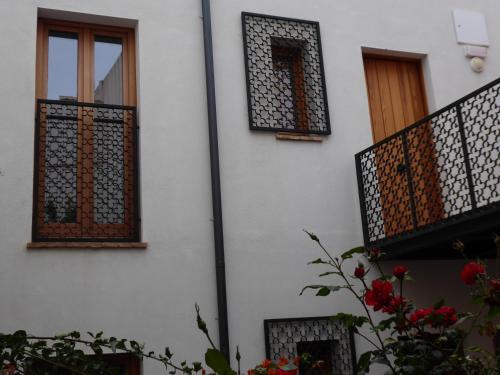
(0, 0), (499, 373)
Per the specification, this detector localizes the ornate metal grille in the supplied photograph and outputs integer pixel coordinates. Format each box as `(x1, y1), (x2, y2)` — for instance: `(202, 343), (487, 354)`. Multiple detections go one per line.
(242, 13), (330, 134)
(356, 78), (500, 250)
(33, 99), (140, 242)
(264, 317), (356, 375)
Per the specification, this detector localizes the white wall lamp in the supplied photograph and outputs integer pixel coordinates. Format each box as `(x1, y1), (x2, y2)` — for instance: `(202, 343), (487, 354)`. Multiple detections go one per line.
(452, 9), (490, 73)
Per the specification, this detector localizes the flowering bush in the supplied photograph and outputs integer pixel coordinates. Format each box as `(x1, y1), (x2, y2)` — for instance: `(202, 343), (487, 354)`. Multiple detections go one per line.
(302, 231), (500, 374)
(248, 355), (325, 375)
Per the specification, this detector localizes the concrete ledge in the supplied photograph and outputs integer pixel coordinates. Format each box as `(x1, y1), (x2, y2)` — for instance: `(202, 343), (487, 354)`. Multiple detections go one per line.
(27, 242), (148, 249)
(276, 132), (323, 142)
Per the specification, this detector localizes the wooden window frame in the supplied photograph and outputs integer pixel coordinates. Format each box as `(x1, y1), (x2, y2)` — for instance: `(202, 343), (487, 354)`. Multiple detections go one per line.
(271, 44), (309, 131)
(34, 19), (138, 242)
(36, 19), (136, 105)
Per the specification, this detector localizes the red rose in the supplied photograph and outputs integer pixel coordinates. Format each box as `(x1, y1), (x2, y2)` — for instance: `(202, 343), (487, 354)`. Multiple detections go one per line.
(354, 264), (365, 279)
(393, 265), (408, 280)
(382, 295), (406, 314)
(278, 358), (288, 367)
(277, 369), (297, 375)
(409, 308), (433, 324)
(460, 262), (485, 285)
(435, 306), (458, 327)
(262, 359), (272, 369)
(268, 369), (278, 375)
(364, 279), (393, 311)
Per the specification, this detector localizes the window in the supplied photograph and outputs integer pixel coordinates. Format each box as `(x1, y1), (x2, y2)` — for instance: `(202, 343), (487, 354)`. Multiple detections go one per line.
(33, 19), (139, 242)
(242, 13), (330, 134)
(264, 317), (355, 374)
(30, 353), (141, 374)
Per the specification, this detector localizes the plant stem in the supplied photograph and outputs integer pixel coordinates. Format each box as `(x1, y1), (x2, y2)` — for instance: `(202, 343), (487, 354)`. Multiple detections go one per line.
(21, 350), (91, 375)
(353, 331), (382, 350)
(26, 336), (187, 372)
(315, 240), (397, 374)
(454, 304), (486, 357)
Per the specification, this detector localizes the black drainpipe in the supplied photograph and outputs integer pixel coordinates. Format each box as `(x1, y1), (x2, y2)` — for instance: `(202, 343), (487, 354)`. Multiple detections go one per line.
(201, 0), (230, 360)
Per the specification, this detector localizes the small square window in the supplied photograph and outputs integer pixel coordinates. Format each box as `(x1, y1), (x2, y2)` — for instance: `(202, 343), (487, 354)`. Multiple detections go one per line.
(242, 13), (331, 134)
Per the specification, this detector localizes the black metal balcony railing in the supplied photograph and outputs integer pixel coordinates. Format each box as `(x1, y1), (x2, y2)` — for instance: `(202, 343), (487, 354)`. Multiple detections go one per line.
(32, 99), (140, 242)
(355, 78), (500, 256)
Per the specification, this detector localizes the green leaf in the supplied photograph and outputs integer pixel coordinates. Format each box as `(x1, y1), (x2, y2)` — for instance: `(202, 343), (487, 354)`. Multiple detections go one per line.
(300, 285), (324, 295)
(110, 339), (117, 353)
(318, 271), (341, 277)
(205, 348), (235, 375)
(372, 356), (389, 365)
(431, 350), (442, 359)
(193, 362), (203, 372)
(487, 305), (500, 318)
(433, 299), (445, 309)
(356, 351), (372, 373)
(316, 287), (332, 296)
(330, 313), (368, 328)
(165, 347), (173, 359)
(384, 337), (396, 344)
(341, 247), (365, 260)
(375, 318), (395, 331)
(300, 285), (341, 296)
(308, 258), (330, 265)
(472, 295), (484, 305)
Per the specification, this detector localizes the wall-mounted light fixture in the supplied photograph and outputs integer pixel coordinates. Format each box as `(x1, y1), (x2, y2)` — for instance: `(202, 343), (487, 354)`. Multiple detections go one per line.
(452, 9), (489, 73)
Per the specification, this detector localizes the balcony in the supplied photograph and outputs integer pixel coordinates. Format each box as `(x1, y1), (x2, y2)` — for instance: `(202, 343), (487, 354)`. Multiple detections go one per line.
(33, 99), (140, 242)
(355, 78), (500, 259)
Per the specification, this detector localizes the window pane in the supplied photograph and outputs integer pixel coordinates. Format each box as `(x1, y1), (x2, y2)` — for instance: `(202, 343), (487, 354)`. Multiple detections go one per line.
(93, 109), (126, 225)
(94, 36), (123, 105)
(44, 104), (78, 224)
(272, 56), (296, 129)
(47, 32), (78, 101)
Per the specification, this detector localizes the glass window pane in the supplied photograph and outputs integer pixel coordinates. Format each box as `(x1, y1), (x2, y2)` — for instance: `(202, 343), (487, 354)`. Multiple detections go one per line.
(47, 32), (78, 101)
(93, 111), (125, 225)
(94, 36), (123, 105)
(43, 103), (78, 224)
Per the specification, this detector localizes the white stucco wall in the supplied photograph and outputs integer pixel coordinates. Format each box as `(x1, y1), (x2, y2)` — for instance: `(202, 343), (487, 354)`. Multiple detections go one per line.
(0, 0), (499, 374)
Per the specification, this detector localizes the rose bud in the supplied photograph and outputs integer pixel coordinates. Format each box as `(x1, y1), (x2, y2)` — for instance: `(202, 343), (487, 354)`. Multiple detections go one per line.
(393, 265), (408, 279)
(354, 264), (365, 279)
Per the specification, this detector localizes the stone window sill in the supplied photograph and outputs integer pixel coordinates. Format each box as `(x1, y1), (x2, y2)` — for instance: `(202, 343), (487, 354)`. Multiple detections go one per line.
(276, 132), (323, 142)
(27, 242), (148, 250)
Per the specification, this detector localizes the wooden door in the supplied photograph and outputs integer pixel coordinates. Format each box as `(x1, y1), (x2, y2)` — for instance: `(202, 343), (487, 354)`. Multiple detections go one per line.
(363, 56), (443, 237)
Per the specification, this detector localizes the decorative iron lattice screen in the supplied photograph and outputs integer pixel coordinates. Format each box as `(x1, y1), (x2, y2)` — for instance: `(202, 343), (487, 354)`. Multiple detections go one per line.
(264, 317), (355, 375)
(242, 13), (330, 134)
(355, 78), (500, 247)
(33, 99), (140, 242)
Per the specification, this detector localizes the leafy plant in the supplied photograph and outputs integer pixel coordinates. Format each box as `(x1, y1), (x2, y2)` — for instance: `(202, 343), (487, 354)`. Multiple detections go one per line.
(302, 230), (500, 374)
(0, 305), (234, 375)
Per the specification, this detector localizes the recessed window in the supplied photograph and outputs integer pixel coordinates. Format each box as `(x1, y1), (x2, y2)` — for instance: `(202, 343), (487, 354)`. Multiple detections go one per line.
(30, 353), (141, 374)
(264, 317), (355, 374)
(242, 13), (330, 134)
(34, 19), (139, 242)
